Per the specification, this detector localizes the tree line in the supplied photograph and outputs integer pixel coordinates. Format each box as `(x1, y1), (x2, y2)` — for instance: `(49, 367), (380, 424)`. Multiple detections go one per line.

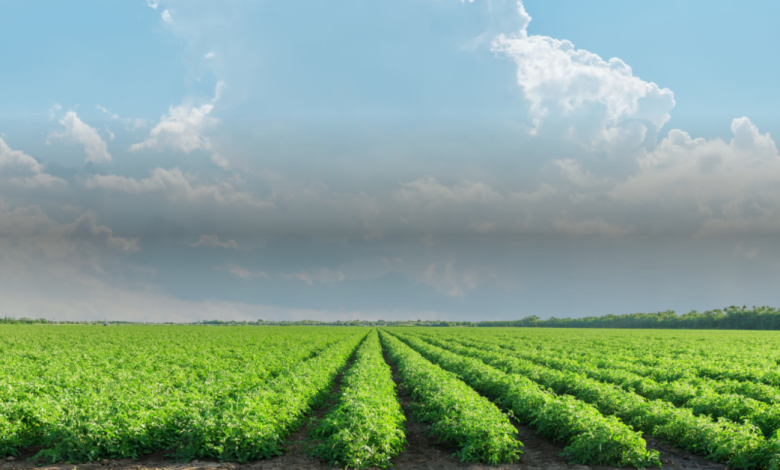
(5, 306), (780, 329)
(478, 306), (780, 330)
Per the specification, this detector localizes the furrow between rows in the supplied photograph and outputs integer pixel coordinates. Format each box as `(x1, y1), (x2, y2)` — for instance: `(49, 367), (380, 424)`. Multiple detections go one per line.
(383, 329), (660, 468)
(400, 330), (780, 469)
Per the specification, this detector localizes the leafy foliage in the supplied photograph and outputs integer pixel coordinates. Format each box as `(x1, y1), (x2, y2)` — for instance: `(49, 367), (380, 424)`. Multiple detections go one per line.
(379, 331), (522, 464)
(171, 332), (366, 462)
(387, 331), (659, 468)
(448, 333), (780, 438)
(307, 330), (405, 468)
(4, 324), (780, 468)
(407, 328), (780, 469)
(0, 325), (368, 463)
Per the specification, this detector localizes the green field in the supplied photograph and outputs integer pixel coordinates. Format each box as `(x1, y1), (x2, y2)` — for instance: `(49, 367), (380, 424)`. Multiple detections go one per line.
(2, 325), (780, 468)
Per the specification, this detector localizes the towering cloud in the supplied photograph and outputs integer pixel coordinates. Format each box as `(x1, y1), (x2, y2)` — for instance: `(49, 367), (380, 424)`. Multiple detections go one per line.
(492, 2), (675, 146)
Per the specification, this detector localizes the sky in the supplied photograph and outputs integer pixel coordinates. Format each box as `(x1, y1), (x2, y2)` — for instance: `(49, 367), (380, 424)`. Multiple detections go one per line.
(1, 0), (779, 322)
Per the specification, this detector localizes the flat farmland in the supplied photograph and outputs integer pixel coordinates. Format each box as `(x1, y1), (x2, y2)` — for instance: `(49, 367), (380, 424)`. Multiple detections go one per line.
(1, 326), (779, 469)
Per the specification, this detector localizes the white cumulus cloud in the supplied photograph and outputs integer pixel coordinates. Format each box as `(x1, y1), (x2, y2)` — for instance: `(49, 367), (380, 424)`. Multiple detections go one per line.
(395, 177), (502, 207)
(611, 117), (780, 234)
(50, 111), (112, 163)
(130, 82), (227, 168)
(84, 167), (273, 208)
(0, 138), (64, 187)
(0, 203), (138, 257)
(492, 1), (674, 145)
(553, 159), (610, 189)
(130, 103), (215, 154)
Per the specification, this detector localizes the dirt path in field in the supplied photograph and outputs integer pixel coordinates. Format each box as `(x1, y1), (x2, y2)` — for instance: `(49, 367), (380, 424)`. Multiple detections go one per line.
(0, 345), (729, 470)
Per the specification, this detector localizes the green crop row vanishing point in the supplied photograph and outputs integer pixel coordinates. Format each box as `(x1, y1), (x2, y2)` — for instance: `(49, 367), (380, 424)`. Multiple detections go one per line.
(307, 330), (406, 469)
(4, 325), (780, 469)
(378, 330), (522, 464)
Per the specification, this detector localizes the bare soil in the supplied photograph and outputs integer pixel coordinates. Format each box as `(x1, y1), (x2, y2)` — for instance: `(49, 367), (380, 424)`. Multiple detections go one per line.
(0, 352), (728, 470)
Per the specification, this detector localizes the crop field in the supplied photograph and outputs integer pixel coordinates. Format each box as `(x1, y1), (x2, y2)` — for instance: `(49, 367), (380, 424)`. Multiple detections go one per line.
(2, 326), (780, 469)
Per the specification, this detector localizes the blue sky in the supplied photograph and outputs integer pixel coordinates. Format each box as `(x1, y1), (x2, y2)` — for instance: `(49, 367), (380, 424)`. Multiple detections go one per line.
(1, 0), (779, 322)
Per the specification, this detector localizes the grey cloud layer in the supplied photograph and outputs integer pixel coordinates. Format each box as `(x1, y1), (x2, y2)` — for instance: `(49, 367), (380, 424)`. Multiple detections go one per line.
(6, 115), (780, 240)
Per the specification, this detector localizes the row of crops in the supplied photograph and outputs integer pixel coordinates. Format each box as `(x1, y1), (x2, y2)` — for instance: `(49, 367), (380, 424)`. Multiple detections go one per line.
(2, 325), (780, 468)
